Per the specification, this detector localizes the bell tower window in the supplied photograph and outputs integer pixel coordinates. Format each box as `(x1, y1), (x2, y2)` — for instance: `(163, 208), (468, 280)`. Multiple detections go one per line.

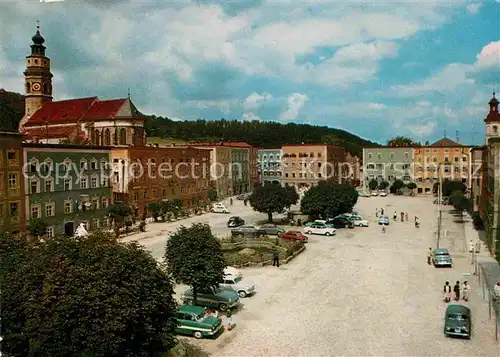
(26, 82), (31, 93)
(43, 83), (48, 94)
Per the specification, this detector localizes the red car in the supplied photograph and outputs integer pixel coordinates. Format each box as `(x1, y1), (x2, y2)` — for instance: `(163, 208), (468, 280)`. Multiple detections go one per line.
(281, 230), (308, 243)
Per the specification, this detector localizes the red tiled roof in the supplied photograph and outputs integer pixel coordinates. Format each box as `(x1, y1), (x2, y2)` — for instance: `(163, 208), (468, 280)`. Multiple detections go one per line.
(23, 125), (79, 139)
(27, 97), (97, 125)
(83, 99), (126, 120)
(485, 111), (500, 123)
(190, 141), (253, 148)
(430, 138), (462, 147)
(25, 97), (132, 126)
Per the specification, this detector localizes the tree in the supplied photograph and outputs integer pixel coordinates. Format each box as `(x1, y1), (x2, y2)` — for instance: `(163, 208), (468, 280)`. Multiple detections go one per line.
(390, 179), (405, 195)
(378, 181), (389, 190)
(28, 218), (47, 238)
(406, 182), (417, 194)
(442, 179), (466, 197)
(0, 231), (178, 357)
(206, 188), (218, 202)
(107, 202), (133, 237)
(147, 202), (161, 221)
(300, 181), (358, 219)
(368, 179), (378, 191)
(449, 191), (472, 219)
(248, 182), (299, 222)
(387, 136), (417, 147)
(164, 223), (226, 305)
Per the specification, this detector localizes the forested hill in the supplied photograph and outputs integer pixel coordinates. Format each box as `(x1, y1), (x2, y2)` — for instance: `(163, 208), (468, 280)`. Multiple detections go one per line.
(145, 116), (378, 157)
(0, 90), (378, 156)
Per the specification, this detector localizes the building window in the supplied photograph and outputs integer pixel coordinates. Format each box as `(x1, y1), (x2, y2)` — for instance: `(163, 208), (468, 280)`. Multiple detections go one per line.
(454, 157), (459, 162)
(8, 173), (17, 189)
(45, 202), (55, 217)
(80, 159), (87, 170)
(7, 151), (16, 161)
(143, 190), (147, 199)
(64, 200), (73, 214)
(64, 177), (72, 191)
(102, 198), (109, 209)
(367, 164), (375, 170)
(46, 226), (55, 238)
(91, 175), (98, 188)
(9, 202), (18, 217)
(29, 159), (38, 173)
(390, 153), (394, 159)
(30, 178), (40, 194)
(462, 156), (467, 162)
(80, 175), (88, 189)
(90, 159), (98, 170)
(93, 218), (100, 229)
(92, 197), (100, 209)
(31, 204), (41, 219)
(367, 153), (372, 159)
(377, 153), (382, 159)
(81, 221), (88, 230)
(45, 178), (53, 192)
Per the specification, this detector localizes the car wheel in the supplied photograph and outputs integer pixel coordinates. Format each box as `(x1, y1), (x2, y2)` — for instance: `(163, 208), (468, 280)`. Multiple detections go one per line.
(219, 303), (228, 312)
(238, 290), (247, 298)
(325, 232), (331, 236)
(306, 230), (312, 234)
(344, 224), (348, 228)
(193, 331), (204, 339)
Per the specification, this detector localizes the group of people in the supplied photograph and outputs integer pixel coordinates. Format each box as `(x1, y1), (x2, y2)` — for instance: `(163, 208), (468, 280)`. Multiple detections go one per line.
(443, 281), (470, 302)
(377, 208), (420, 232)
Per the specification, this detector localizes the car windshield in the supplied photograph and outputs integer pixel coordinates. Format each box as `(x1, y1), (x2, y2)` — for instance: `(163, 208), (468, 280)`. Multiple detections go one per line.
(232, 276), (242, 283)
(195, 312), (205, 320)
(435, 251), (449, 256)
(448, 313), (468, 320)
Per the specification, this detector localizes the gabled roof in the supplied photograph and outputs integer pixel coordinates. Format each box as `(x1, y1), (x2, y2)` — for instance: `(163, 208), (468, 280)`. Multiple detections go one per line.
(25, 97), (144, 126)
(430, 138), (462, 147)
(485, 110), (500, 123)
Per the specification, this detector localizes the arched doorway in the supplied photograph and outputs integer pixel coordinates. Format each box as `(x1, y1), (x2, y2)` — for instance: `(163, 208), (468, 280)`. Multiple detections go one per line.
(104, 129), (111, 145)
(64, 221), (75, 236)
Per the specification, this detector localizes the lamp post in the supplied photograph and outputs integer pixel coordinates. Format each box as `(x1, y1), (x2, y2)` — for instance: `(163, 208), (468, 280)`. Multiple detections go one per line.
(437, 162), (443, 249)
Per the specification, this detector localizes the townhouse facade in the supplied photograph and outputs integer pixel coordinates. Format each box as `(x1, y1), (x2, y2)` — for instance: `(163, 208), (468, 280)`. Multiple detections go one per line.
(191, 143), (232, 198)
(23, 143), (112, 237)
(0, 132), (26, 235)
(281, 144), (345, 189)
(470, 146), (486, 212)
(258, 148), (282, 185)
(362, 147), (413, 188)
(111, 146), (211, 217)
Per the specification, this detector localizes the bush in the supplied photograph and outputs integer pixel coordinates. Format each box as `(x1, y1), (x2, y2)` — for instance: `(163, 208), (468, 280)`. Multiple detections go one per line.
(139, 221), (146, 232)
(471, 211), (484, 230)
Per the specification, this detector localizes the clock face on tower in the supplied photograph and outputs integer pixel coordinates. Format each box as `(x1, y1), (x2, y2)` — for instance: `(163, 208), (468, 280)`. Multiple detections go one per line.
(32, 83), (41, 91)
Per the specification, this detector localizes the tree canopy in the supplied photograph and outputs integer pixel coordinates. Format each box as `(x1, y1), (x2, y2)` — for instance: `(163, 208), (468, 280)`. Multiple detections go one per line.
(300, 181), (358, 218)
(442, 179), (467, 197)
(164, 223), (226, 304)
(378, 181), (389, 190)
(449, 190), (472, 218)
(0, 232), (178, 357)
(390, 179), (405, 194)
(368, 179), (378, 191)
(248, 182), (299, 222)
(386, 136), (419, 147)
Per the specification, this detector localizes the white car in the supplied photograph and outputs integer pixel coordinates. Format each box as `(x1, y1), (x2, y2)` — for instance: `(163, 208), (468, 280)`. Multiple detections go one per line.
(211, 204), (229, 213)
(371, 191), (379, 196)
(380, 192), (387, 197)
(220, 274), (256, 298)
(349, 215), (369, 227)
(304, 223), (337, 236)
(224, 266), (241, 278)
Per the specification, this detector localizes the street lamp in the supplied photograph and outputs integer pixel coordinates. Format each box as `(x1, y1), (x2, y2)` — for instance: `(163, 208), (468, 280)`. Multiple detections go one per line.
(437, 162), (443, 249)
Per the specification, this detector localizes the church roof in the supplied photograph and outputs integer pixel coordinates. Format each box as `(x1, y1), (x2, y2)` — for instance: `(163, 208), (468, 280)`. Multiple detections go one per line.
(485, 110), (500, 123)
(25, 97), (144, 126)
(429, 138), (462, 147)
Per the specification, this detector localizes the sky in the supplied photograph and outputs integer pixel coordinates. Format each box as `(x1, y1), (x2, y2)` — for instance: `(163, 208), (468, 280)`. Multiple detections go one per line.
(0, 0), (498, 145)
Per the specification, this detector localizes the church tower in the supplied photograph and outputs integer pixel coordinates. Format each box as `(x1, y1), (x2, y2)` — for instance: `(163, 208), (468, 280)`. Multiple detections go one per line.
(23, 23), (53, 117)
(485, 92), (500, 144)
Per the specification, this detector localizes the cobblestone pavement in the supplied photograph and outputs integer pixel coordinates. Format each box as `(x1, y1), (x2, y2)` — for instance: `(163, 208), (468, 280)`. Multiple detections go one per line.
(185, 195), (499, 356)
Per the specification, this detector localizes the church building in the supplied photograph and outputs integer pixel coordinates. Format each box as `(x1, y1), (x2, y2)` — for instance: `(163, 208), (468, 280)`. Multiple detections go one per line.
(19, 25), (146, 146)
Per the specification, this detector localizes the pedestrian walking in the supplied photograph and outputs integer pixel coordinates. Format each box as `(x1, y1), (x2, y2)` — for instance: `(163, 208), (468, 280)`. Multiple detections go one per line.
(462, 281), (470, 301)
(376, 208), (379, 217)
(405, 213), (408, 221)
(494, 282), (500, 301)
(453, 281), (460, 301)
(225, 310), (234, 331)
(400, 212), (404, 222)
(297, 218), (302, 227)
(443, 281), (452, 302)
(393, 211), (397, 220)
(380, 208), (384, 215)
(427, 247), (432, 265)
(272, 250), (280, 267)
(468, 240), (474, 253)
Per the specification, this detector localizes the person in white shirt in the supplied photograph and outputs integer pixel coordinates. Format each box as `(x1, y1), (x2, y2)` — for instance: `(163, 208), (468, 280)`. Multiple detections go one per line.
(462, 281), (470, 301)
(494, 282), (500, 300)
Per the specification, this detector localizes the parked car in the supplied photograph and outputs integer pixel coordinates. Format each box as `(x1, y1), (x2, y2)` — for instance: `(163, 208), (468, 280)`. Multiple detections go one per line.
(378, 215), (390, 225)
(227, 216), (245, 227)
(379, 191), (387, 197)
(281, 230), (308, 242)
(432, 248), (453, 267)
(259, 223), (286, 236)
(211, 204), (229, 214)
(348, 215), (369, 227)
(175, 305), (223, 339)
(181, 286), (239, 312)
(220, 274), (256, 298)
(443, 304), (471, 339)
(236, 194), (248, 200)
(230, 225), (265, 238)
(359, 192), (371, 197)
(304, 223), (337, 236)
(304, 219), (329, 227)
(224, 266), (241, 278)
(371, 191), (379, 196)
(327, 217), (354, 228)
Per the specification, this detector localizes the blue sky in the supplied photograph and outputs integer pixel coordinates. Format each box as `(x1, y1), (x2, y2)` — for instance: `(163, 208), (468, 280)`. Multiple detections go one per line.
(0, 0), (498, 145)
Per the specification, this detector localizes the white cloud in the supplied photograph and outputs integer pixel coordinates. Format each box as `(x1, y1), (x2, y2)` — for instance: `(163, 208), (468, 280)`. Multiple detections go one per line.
(279, 93), (308, 121)
(243, 92), (272, 110)
(466, 3), (481, 14)
(331, 41), (398, 63)
(406, 122), (437, 137)
(368, 102), (387, 110)
(473, 41), (500, 70)
(242, 112), (261, 121)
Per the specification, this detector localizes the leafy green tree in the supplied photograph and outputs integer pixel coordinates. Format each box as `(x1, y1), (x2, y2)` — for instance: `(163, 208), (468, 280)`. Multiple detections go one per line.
(378, 181), (389, 190)
(28, 218), (47, 238)
(368, 179), (378, 191)
(301, 181), (358, 219)
(449, 191), (472, 219)
(206, 188), (218, 202)
(390, 179), (405, 195)
(387, 136), (417, 147)
(406, 182), (417, 194)
(442, 179), (466, 197)
(0, 231), (178, 357)
(147, 202), (161, 221)
(164, 223), (226, 305)
(249, 182), (299, 222)
(107, 202), (133, 237)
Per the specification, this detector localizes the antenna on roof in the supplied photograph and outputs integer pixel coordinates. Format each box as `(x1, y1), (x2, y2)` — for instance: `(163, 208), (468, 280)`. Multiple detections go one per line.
(444, 130), (447, 138)
(456, 130), (460, 143)
(127, 88), (131, 99)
